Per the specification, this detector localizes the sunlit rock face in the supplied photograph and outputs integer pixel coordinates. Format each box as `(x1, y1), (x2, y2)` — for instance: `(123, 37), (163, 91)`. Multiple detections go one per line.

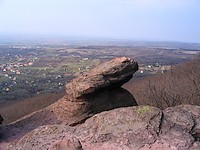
(8, 105), (200, 150)
(9, 106), (162, 150)
(66, 57), (138, 99)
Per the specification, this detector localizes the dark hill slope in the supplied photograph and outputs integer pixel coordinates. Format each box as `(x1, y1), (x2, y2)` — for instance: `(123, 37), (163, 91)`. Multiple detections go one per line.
(124, 56), (200, 109)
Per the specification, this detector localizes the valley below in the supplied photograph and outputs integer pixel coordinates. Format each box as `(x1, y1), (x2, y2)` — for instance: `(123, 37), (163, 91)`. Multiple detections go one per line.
(0, 41), (199, 104)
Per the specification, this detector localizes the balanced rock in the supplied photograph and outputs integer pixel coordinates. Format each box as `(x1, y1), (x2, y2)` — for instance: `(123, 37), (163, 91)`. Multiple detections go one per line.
(66, 57), (138, 99)
(52, 87), (137, 125)
(52, 57), (138, 125)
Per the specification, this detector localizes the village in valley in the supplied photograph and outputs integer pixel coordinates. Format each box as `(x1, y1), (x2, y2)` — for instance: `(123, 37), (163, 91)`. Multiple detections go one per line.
(0, 43), (199, 102)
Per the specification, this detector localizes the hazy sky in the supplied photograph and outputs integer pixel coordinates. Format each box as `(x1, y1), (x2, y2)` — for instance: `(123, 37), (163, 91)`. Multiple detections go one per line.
(0, 0), (200, 43)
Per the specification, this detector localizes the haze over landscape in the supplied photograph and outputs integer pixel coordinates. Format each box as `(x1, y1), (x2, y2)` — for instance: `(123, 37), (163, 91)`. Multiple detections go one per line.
(0, 0), (200, 43)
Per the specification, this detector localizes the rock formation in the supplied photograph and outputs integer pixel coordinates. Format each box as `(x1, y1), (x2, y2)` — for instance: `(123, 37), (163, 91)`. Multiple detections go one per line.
(0, 57), (138, 149)
(52, 87), (137, 126)
(51, 57), (138, 125)
(66, 57), (138, 99)
(7, 105), (200, 150)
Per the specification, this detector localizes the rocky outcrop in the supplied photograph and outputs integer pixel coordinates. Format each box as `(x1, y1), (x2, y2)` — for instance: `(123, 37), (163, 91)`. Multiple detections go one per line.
(74, 106), (162, 149)
(66, 57), (138, 99)
(7, 105), (200, 150)
(161, 105), (200, 141)
(51, 57), (138, 125)
(8, 106), (162, 150)
(0, 114), (3, 124)
(0, 57), (138, 149)
(52, 87), (137, 125)
(141, 105), (200, 150)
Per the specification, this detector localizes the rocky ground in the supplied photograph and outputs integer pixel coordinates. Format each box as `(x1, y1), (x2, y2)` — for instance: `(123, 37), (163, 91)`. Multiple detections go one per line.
(1, 57), (200, 150)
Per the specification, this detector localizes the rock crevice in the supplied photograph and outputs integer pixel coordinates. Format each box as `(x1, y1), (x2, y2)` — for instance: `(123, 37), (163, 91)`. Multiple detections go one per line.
(0, 115), (3, 125)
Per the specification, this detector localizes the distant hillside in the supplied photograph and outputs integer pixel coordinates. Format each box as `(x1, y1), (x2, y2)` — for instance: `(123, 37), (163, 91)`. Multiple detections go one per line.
(124, 55), (200, 109)
(0, 92), (65, 124)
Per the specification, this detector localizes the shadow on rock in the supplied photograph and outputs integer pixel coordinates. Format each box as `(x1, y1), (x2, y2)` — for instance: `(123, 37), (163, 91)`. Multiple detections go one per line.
(0, 115), (3, 125)
(87, 87), (137, 114)
(53, 87), (137, 126)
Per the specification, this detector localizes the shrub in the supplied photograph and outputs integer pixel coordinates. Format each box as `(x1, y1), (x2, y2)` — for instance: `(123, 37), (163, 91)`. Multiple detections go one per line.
(124, 56), (200, 109)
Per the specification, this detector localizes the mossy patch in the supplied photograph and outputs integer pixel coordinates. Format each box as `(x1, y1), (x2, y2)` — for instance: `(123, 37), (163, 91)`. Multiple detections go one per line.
(136, 106), (152, 114)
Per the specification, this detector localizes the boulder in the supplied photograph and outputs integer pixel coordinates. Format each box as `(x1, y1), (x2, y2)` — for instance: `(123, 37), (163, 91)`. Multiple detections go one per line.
(6, 125), (75, 150)
(74, 106), (162, 149)
(162, 105), (195, 133)
(66, 57), (138, 99)
(162, 105), (200, 139)
(10, 106), (162, 150)
(6, 105), (200, 150)
(51, 57), (138, 125)
(153, 105), (200, 150)
(52, 87), (137, 125)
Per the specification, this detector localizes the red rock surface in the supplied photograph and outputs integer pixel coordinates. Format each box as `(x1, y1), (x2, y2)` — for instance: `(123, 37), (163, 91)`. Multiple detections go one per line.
(7, 106), (162, 150)
(51, 87), (137, 126)
(5, 105), (200, 150)
(50, 137), (83, 150)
